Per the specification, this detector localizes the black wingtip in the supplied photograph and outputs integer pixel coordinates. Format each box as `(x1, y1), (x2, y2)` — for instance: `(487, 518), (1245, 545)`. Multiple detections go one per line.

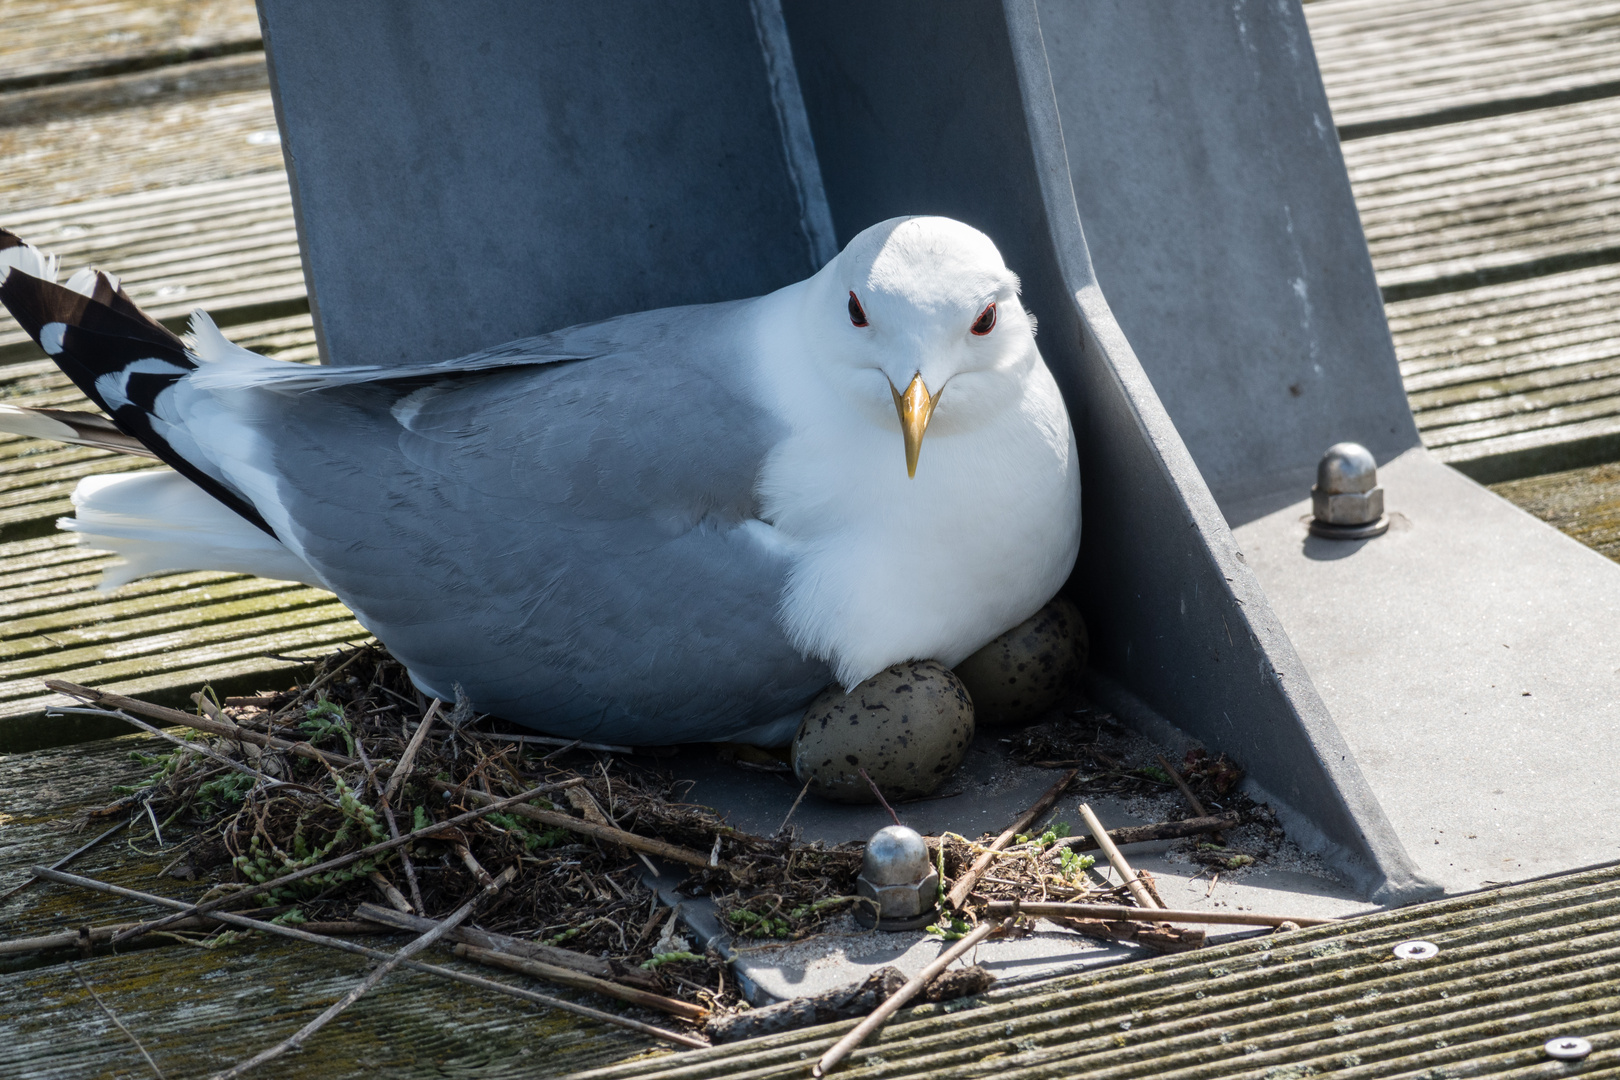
(0, 228), (274, 537)
(0, 228), (185, 353)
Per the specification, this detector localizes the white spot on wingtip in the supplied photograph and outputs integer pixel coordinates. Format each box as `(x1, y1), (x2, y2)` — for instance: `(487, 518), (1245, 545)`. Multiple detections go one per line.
(93, 357), (189, 410)
(40, 322), (66, 355)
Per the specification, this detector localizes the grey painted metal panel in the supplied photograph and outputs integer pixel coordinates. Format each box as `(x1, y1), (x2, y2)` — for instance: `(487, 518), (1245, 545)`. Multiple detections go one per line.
(1037, 0), (1420, 515)
(257, 0), (819, 366)
(781, 0), (1429, 903)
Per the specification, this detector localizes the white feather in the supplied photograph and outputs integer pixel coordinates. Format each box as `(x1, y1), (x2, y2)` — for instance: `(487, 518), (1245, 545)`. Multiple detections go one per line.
(63, 471), (318, 591)
(63, 266), (120, 297)
(750, 216), (1081, 688)
(0, 241), (58, 284)
(187, 309), (263, 364)
(0, 402), (80, 443)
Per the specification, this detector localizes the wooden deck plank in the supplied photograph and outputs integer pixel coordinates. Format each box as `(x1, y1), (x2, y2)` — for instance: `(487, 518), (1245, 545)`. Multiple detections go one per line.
(1304, 0), (1620, 132)
(0, 173), (306, 361)
(1394, 265), (1620, 385)
(1492, 461), (1620, 564)
(1342, 96), (1620, 292)
(0, 0), (260, 88)
(0, 53), (282, 212)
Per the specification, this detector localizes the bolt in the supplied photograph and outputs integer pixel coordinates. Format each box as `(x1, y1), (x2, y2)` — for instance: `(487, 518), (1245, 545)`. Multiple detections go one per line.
(855, 824), (939, 931)
(1310, 442), (1388, 539)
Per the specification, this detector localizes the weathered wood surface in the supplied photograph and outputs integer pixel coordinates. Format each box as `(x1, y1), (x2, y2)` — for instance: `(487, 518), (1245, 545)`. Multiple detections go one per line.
(1304, 0), (1620, 136)
(1389, 264), (1620, 477)
(0, 736), (659, 1078)
(1493, 462), (1620, 565)
(0, 53), (283, 214)
(1306, 0), (1620, 478)
(1341, 91), (1620, 296)
(0, 173), (306, 361)
(1342, 95), (1620, 296)
(0, 0), (261, 89)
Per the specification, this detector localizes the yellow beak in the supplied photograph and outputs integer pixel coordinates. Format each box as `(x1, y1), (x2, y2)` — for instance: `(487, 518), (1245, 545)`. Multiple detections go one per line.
(890, 372), (943, 478)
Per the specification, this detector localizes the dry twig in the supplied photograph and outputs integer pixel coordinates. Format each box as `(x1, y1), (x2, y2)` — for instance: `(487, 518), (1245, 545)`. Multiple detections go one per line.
(454, 944), (709, 1022)
(1035, 812), (1240, 861)
(210, 867), (518, 1079)
(812, 920), (1001, 1077)
(983, 899), (1336, 927)
(945, 769), (1078, 909)
(1077, 802), (1158, 910)
(32, 866), (706, 1048)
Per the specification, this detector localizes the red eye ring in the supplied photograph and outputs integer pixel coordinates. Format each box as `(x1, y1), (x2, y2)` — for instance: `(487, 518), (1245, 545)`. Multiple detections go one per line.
(848, 292), (869, 327)
(970, 302), (997, 336)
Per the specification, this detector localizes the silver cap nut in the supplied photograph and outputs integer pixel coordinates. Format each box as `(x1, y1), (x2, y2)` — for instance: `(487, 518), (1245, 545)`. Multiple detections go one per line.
(857, 825), (939, 919)
(1312, 485), (1384, 526)
(1316, 441), (1378, 494)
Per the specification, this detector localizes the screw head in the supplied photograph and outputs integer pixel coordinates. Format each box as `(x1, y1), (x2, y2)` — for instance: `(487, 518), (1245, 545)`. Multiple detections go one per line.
(1545, 1036), (1592, 1061)
(1392, 940), (1439, 960)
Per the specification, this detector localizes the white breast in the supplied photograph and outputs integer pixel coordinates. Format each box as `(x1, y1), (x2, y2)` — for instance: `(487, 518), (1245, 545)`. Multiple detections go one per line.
(753, 321), (1080, 689)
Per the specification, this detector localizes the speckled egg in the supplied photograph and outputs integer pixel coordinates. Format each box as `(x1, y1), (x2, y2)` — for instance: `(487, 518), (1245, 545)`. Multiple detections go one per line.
(792, 660), (975, 804)
(953, 596), (1087, 726)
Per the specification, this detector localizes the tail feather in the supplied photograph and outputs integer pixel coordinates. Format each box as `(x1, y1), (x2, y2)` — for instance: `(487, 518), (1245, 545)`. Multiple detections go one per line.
(0, 403), (157, 457)
(65, 472), (316, 591)
(0, 226), (273, 535)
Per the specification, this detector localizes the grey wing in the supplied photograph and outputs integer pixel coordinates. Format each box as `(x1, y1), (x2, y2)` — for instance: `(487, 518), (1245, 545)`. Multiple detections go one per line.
(240, 302), (831, 742)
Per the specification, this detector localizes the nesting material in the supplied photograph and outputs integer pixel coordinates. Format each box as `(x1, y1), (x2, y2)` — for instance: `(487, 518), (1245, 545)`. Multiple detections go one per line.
(791, 660), (974, 803)
(954, 596), (1088, 726)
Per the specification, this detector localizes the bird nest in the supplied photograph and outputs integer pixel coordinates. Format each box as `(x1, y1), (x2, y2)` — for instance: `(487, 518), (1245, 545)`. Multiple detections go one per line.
(72, 643), (1254, 1025)
(93, 645), (864, 1014)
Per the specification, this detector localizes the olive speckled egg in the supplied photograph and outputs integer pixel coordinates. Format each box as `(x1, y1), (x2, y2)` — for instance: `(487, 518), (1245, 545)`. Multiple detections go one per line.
(954, 596), (1088, 726)
(792, 660), (975, 804)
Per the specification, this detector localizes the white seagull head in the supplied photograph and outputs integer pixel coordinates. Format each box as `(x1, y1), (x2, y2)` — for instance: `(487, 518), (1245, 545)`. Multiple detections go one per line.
(754, 215), (1079, 691)
(806, 216), (1038, 477)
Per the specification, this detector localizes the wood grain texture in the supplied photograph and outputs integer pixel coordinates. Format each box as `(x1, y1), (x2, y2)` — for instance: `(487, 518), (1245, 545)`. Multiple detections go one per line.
(0, 738), (656, 1078)
(1492, 461), (1620, 563)
(0, 53), (284, 213)
(0, 173), (306, 361)
(1385, 265), (1620, 472)
(1304, 0), (1620, 131)
(0, 0), (260, 86)
(1342, 96), (1620, 291)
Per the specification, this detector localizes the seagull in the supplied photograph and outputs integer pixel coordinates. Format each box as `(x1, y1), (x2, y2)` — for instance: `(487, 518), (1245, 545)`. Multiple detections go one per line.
(0, 217), (1080, 745)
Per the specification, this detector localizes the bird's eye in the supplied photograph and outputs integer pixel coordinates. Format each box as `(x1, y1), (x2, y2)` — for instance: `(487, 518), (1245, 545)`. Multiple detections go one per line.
(970, 302), (997, 336)
(848, 292), (869, 327)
